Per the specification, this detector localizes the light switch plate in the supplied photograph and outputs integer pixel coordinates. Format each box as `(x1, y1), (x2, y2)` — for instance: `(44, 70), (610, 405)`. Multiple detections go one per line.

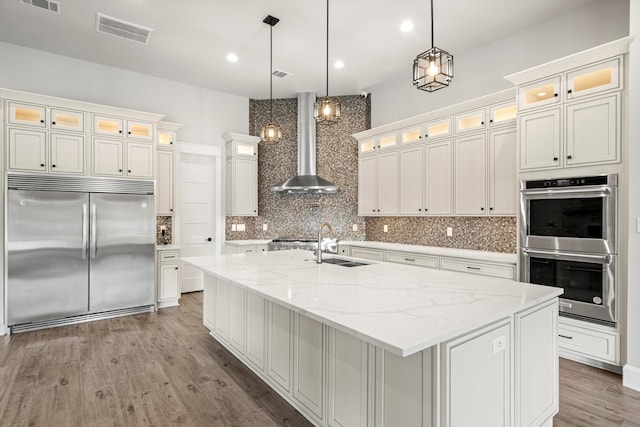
(383, 225), (388, 233)
(446, 227), (453, 237)
(352, 224), (358, 232)
(231, 224), (237, 231)
(263, 224), (268, 231)
(237, 224), (246, 232)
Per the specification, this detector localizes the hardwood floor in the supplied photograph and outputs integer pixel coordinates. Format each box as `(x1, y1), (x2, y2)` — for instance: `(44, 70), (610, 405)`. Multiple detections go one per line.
(1, 292), (639, 427)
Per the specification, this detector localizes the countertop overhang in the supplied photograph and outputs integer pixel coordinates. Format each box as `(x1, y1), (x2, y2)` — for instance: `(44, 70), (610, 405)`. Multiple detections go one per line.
(183, 250), (561, 357)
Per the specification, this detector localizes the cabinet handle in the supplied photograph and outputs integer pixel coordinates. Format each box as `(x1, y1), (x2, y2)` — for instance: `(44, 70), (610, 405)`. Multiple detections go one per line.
(559, 334), (573, 340)
(418, 208), (422, 212)
(128, 131), (132, 135)
(52, 121), (56, 125)
(466, 266), (481, 270)
(404, 258), (415, 262)
(175, 267), (179, 270)
(207, 237), (212, 241)
(481, 121), (484, 125)
(170, 208), (173, 212)
(567, 155), (573, 160)
(553, 157), (558, 161)
(489, 207), (493, 211)
(119, 130), (122, 134)
(489, 119), (493, 123)
(554, 93), (558, 97)
(40, 163), (45, 167)
(118, 169), (123, 172)
(480, 207), (485, 211)
(567, 89), (573, 94)
(52, 164), (56, 168)
(128, 169), (132, 173)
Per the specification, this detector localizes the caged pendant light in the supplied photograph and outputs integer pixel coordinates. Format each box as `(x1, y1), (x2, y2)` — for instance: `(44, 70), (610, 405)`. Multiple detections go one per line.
(413, 0), (453, 92)
(314, 0), (341, 124)
(260, 15), (282, 142)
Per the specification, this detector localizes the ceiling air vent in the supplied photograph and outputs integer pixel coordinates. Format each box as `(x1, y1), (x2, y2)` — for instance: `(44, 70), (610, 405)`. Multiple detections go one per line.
(95, 13), (153, 45)
(272, 69), (290, 79)
(21, 0), (61, 14)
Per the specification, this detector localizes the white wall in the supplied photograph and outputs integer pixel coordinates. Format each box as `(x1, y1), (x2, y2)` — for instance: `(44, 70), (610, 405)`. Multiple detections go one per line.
(0, 42), (249, 145)
(369, 0), (629, 127)
(624, 0), (640, 392)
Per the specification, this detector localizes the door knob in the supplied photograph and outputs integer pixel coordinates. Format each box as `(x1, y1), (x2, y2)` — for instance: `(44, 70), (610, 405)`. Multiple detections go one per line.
(206, 237), (212, 242)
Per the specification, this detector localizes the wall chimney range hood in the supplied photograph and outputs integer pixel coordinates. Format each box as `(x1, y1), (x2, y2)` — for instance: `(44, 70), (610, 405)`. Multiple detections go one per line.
(271, 92), (339, 194)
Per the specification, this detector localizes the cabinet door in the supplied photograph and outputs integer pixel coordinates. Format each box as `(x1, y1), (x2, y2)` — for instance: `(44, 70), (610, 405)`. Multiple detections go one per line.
(327, 329), (368, 427)
(246, 293), (267, 372)
(358, 156), (378, 215)
(455, 108), (486, 134)
(156, 149), (174, 215)
(51, 108), (84, 133)
(400, 125), (423, 145)
(358, 139), (377, 155)
(203, 274), (217, 330)
(444, 321), (512, 427)
(425, 140), (453, 215)
(8, 102), (46, 127)
(229, 285), (246, 355)
(566, 95), (619, 167)
(454, 134), (487, 215)
(293, 314), (324, 420)
(126, 120), (154, 141)
(377, 133), (398, 151)
(127, 142), (154, 178)
(159, 263), (179, 301)
(93, 138), (123, 176)
(377, 151), (399, 215)
(488, 127), (517, 215)
(8, 128), (46, 171)
(424, 117), (452, 140)
(518, 76), (561, 111)
(399, 145), (424, 215)
(234, 158), (257, 216)
(566, 57), (621, 100)
(50, 133), (85, 174)
(489, 101), (517, 128)
(214, 279), (230, 342)
(157, 129), (176, 147)
(267, 303), (293, 392)
(518, 108), (561, 171)
(94, 115), (123, 137)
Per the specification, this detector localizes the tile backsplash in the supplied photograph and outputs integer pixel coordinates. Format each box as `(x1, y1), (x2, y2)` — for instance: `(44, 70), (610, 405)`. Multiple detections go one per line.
(156, 216), (172, 245)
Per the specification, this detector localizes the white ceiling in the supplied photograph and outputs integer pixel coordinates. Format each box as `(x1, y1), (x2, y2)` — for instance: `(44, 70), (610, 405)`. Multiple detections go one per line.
(0, 0), (598, 99)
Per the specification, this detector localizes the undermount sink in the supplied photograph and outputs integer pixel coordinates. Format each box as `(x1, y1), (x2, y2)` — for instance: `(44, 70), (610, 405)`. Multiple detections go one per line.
(321, 257), (369, 267)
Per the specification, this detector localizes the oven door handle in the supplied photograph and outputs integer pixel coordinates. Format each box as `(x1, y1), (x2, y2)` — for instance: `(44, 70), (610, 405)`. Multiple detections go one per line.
(522, 186), (611, 197)
(521, 248), (612, 264)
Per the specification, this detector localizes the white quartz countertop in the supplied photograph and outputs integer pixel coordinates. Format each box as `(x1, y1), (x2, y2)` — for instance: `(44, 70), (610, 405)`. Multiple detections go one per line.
(156, 244), (181, 251)
(225, 240), (271, 245)
(182, 250), (560, 357)
(339, 240), (517, 264)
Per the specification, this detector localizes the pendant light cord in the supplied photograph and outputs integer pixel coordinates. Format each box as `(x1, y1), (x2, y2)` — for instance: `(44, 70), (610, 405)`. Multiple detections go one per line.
(325, 0), (329, 97)
(430, 0), (434, 49)
(269, 24), (274, 121)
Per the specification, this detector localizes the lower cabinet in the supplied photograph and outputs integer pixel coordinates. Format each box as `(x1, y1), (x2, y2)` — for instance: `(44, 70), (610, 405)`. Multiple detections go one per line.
(267, 303), (294, 392)
(293, 313), (325, 421)
(157, 249), (180, 308)
(246, 292), (267, 372)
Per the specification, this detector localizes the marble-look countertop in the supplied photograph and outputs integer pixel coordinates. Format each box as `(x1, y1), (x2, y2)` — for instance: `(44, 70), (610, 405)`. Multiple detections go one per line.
(156, 244), (181, 251)
(225, 240), (271, 246)
(182, 250), (560, 357)
(339, 240), (517, 264)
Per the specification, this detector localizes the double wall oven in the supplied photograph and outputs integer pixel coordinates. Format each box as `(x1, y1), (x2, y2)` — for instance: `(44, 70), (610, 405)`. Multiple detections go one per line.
(519, 174), (617, 325)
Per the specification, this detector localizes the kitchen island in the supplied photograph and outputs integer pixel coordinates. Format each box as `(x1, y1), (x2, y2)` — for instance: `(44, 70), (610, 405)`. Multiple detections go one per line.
(182, 250), (562, 427)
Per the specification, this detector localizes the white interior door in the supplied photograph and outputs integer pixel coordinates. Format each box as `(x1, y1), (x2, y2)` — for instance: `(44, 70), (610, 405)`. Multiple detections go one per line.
(178, 151), (215, 293)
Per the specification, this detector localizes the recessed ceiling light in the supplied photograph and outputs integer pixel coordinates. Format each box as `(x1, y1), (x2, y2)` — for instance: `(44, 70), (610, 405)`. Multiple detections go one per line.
(333, 60), (344, 69)
(400, 20), (414, 32)
(226, 53), (238, 63)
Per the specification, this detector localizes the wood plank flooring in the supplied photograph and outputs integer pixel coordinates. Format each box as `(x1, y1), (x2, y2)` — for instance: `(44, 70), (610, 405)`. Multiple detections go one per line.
(1, 292), (639, 426)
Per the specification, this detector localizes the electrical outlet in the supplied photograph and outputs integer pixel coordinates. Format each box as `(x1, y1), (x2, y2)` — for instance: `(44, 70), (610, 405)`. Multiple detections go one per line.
(231, 224), (237, 231)
(352, 224), (358, 232)
(493, 335), (506, 354)
(383, 225), (388, 233)
(263, 224), (268, 231)
(237, 224), (246, 231)
(446, 227), (453, 237)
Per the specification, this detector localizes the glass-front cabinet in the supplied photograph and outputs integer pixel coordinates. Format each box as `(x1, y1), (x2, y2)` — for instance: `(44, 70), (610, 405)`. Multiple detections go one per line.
(489, 101), (517, 127)
(565, 57), (621, 100)
(8, 102), (46, 127)
(50, 108), (84, 133)
(400, 125), (422, 145)
(424, 117), (452, 140)
(455, 108), (486, 134)
(517, 76), (561, 111)
(94, 115), (124, 137)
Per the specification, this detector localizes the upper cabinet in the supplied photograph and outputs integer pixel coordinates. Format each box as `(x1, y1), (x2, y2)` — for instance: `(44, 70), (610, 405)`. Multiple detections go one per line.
(8, 102), (46, 127)
(565, 57), (621, 101)
(517, 76), (561, 111)
(488, 101), (517, 128)
(93, 115), (154, 141)
(359, 132), (398, 155)
(156, 121), (182, 216)
(424, 117), (452, 140)
(51, 108), (85, 133)
(455, 108), (486, 134)
(224, 132), (260, 217)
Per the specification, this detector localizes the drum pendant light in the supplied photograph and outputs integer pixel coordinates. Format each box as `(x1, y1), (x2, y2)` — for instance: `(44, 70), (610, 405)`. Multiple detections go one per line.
(314, 0), (341, 124)
(261, 15), (282, 142)
(413, 0), (453, 92)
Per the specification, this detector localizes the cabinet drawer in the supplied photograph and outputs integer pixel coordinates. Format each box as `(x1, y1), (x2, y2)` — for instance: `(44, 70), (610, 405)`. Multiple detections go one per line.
(384, 251), (438, 269)
(350, 247), (384, 262)
(159, 250), (180, 262)
(558, 322), (618, 364)
(440, 258), (515, 279)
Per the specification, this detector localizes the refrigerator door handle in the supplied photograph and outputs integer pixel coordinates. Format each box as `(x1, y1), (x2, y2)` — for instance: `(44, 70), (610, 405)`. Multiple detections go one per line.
(82, 203), (88, 260)
(91, 203), (97, 259)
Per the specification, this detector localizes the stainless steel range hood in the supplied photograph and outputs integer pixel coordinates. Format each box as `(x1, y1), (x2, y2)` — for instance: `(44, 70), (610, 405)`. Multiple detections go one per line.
(271, 92), (339, 194)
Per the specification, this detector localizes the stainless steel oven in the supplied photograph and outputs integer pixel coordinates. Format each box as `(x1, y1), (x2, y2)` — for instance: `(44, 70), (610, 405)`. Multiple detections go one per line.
(519, 174), (618, 325)
(519, 174), (617, 254)
(520, 248), (616, 324)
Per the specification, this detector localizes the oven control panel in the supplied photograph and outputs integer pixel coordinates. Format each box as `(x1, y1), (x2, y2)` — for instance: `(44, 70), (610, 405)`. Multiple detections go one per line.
(525, 174), (612, 189)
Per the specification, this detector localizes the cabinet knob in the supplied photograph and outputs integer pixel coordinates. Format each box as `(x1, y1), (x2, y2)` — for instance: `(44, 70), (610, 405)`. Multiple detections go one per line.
(480, 207), (485, 211)
(489, 207), (494, 211)
(553, 157), (558, 161)
(170, 141), (173, 145)
(119, 169), (123, 172)
(175, 267), (179, 270)
(489, 119), (493, 123)
(377, 209), (380, 212)
(40, 163), (45, 167)
(372, 209), (376, 212)
(52, 164), (56, 168)
(169, 208), (173, 212)
(52, 121), (56, 125)
(119, 130), (122, 134)
(554, 93), (558, 97)
(128, 131), (132, 135)
(128, 170), (132, 173)
(425, 208), (428, 211)
(567, 155), (573, 160)
(418, 135), (422, 139)
(207, 237), (212, 242)
(40, 119), (44, 123)
(568, 89), (573, 94)
(418, 208), (422, 212)
(481, 121), (484, 125)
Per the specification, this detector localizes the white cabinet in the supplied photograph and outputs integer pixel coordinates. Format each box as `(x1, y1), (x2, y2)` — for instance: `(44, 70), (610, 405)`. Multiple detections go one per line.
(203, 274), (217, 330)
(350, 247), (384, 262)
(50, 108), (85, 133)
(399, 145), (424, 215)
(224, 133), (260, 216)
(517, 76), (561, 112)
(442, 319), (512, 427)
(518, 108), (562, 171)
(8, 102), (46, 127)
(214, 278), (230, 342)
(400, 125), (423, 145)
(358, 150), (398, 216)
(93, 138), (153, 178)
(384, 251), (438, 269)
(488, 127), (517, 215)
(293, 313), (324, 422)
(488, 101), (517, 128)
(565, 57), (621, 100)
(8, 128), (85, 174)
(94, 115), (154, 141)
(229, 285), (246, 354)
(424, 117), (452, 140)
(156, 149), (174, 215)
(558, 316), (619, 365)
(327, 328), (368, 427)
(246, 292), (267, 372)
(455, 108), (486, 134)
(440, 257), (516, 280)
(126, 141), (154, 178)
(157, 249), (180, 308)
(454, 133), (487, 215)
(358, 132), (397, 154)
(425, 140), (453, 215)
(267, 302), (294, 392)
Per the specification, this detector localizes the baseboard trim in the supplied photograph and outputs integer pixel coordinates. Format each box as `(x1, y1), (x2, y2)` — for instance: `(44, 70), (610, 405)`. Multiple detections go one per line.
(623, 363), (640, 392)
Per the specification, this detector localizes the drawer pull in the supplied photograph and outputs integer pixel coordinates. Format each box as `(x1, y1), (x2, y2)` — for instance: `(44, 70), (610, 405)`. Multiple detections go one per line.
(404, 258), (415, 262)
(466, 266), (481, 270)
(164, 256), (176, 259)
(559, 334), (573, 340)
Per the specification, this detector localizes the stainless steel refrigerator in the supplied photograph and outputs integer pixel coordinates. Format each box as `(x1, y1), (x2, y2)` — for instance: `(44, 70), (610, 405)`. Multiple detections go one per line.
(6, 173), (155, 328)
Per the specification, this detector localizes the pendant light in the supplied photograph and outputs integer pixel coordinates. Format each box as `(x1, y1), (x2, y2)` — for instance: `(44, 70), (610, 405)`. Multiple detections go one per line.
(413, 0), (453, 92)
(314, 0), (341, 124)
(261, 15), (282, 142)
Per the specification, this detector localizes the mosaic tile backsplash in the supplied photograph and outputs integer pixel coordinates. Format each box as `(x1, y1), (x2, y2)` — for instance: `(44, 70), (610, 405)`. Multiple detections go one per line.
(156, 215), (172, 245)
(228, 95), (517, 254)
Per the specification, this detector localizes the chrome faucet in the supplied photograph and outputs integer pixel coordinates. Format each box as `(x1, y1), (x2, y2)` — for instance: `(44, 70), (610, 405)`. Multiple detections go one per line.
(317, 222), (333, 264)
